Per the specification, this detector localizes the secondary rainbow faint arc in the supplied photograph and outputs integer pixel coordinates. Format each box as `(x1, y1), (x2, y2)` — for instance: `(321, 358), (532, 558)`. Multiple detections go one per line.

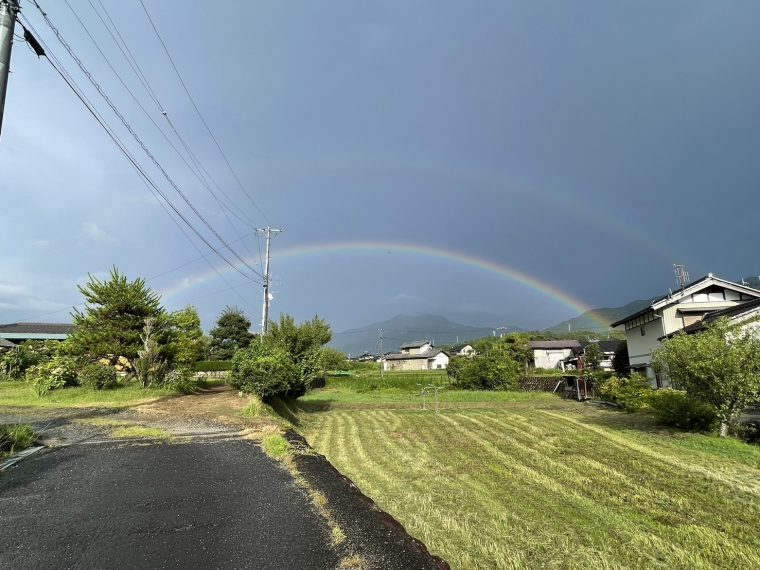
(161, 241), (610, 329)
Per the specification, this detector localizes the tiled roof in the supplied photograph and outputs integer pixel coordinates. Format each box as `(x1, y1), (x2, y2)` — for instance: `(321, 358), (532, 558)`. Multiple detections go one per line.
(399, 340), (431, 349)
(385, 348), (448, 361)
(0, 337), (16, 348)
(0, 323), (75, 334)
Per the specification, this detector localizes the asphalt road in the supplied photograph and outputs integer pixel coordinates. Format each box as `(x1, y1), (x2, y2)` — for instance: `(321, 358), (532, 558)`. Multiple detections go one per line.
(1, 438), (344, 569)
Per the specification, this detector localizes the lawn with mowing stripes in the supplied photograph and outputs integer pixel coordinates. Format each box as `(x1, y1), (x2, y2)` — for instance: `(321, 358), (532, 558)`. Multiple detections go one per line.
(302, 395), (760, 569)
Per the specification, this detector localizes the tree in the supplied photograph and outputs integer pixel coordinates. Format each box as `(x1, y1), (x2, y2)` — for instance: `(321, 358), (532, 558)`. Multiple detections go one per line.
(447, 345), (519, 390)
(209, 306), (254, 360)
(231, 314), (333, 399)
(584, 343), (602, 372)
(652, 317), (760, 437)
(164, 306), (204, 366)
(64, 267), (163, 362)
(267, 314), (332, 360)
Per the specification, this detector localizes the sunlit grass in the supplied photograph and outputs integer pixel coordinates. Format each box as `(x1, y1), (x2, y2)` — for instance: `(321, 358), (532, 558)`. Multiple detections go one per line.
(111, 426), (171, 440)
(261, 433), (290, 459)
(302, 394), (760, 569)
(0, 380), (174, 408)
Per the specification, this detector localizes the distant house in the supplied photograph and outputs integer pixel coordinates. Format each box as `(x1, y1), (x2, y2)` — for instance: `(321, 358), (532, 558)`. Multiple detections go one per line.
(529, 340), (582, 370)
(0, 337), (16, 353)
(383, 340), (450, 371)
(611, 274), (760, 386)
(350, 352), (377, 363)
(450, 344), (476, 357)
(0, 322), (75, 345)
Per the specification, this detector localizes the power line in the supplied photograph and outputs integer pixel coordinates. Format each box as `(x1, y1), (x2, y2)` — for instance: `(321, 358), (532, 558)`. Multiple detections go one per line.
(17, 14), (259, 287)
(137, 0), (273, 226)
(84, 0), (263, 261)
(63, 0), (260, 251)
(29, 1), (263, 281)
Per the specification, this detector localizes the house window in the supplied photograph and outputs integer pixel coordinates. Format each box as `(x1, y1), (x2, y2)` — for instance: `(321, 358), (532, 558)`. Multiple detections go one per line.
(640, 326), (646, 336)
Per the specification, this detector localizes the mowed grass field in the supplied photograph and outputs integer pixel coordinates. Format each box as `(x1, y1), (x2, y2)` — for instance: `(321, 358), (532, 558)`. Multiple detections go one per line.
(302, 386), (760, 569)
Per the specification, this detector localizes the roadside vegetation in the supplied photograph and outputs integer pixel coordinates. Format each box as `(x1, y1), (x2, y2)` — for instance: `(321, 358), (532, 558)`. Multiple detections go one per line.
(0, 267), (215, 406)
(0, 424), (37, 460)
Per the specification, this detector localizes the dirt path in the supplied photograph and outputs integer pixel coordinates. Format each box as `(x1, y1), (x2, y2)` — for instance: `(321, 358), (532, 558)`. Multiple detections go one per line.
(0, 385), (257, 446)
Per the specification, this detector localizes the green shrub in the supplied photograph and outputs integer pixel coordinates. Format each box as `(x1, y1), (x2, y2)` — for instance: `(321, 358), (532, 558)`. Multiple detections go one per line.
(230, 344), (299, 398)
(597, 373), (653, 412)
(1, 344), (41, 380)
(646, 388), (718, 432)
(78, 363), (118, 390)
(448, 353), (519, 391)
(25, 357), (79, 396)
(164, 367), (200, 394)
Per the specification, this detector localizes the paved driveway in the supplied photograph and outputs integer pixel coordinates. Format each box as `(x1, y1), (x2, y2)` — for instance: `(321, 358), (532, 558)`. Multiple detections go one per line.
(0, 390), (446, 570)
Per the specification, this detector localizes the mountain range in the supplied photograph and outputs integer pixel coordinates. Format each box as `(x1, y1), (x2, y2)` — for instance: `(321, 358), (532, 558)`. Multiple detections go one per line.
(329, 299), (657, 355)
(543, 298), (654, 333)
(329, 314), (520, 356)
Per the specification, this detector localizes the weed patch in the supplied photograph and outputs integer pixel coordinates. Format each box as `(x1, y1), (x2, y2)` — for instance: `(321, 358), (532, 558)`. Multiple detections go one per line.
(261, 434), (291, 459)
(0, 424), (37, 457)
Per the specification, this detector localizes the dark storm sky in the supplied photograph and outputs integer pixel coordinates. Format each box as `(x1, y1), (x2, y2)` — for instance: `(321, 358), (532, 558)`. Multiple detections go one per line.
(1, 1), (759, 331)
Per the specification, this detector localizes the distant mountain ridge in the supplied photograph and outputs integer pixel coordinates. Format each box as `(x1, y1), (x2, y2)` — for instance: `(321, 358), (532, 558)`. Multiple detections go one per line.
(329, 314), (520, 356)
(545, 298), (655, 333)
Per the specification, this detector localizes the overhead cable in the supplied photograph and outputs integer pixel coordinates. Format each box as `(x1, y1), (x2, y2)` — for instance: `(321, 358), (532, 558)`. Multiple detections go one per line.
(29, 1), (263, 281)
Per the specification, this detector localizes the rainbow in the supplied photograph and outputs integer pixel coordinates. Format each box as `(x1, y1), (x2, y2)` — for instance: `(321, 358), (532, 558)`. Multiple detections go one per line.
(161, 241), (611, 329)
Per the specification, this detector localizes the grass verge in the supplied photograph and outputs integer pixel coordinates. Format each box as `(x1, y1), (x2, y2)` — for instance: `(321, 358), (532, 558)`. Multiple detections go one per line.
(301, 389), (760, 569)
(0, 381), (175, 409)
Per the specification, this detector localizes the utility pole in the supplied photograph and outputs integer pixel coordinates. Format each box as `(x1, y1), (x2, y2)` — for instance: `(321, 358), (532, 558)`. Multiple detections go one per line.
(0, 0), (20, 139)
(256, 227), (281, 335)
(378, 328), (384, 379)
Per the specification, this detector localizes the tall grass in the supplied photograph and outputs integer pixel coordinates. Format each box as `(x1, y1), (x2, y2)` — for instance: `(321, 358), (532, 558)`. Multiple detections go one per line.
(0, 424), (37, 457)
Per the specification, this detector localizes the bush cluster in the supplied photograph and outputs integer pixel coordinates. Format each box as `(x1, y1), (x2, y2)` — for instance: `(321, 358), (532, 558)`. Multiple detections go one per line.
(229, 314), (331, 399)
(25, 357), (79, 396)
(230, 344), (300, 398)
(164, 367), (200, 394)
(597, 374), (653, 412)
(646, 388), (718, 432)
(448, 353), (519, 391)
(78, 363), (118, 390)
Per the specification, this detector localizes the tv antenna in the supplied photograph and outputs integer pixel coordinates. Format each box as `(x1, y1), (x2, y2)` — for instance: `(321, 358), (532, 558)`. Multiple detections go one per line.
(673, 264), (690, 290)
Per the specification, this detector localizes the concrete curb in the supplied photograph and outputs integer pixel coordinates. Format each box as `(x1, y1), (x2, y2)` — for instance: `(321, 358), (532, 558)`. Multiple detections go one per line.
(0, 445), (45, 472)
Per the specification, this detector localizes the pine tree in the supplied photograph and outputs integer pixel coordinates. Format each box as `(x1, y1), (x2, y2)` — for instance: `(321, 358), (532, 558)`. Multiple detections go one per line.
(64, 267), (163, 362)
(209, 306), (254, 360)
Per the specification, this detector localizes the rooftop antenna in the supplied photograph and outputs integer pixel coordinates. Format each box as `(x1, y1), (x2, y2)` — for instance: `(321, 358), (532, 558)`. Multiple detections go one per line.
(673, 264), (690, 291)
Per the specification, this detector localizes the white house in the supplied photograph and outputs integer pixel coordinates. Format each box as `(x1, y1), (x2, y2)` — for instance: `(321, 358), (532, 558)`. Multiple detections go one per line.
(383, 340), (450, 371)
(611, 274), (760, 386)
(530, 340), (582, 369)
(450, 344), (476, 357)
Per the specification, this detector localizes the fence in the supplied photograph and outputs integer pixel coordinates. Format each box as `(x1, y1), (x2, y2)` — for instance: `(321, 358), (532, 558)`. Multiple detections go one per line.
(518, 376), (564, 392)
